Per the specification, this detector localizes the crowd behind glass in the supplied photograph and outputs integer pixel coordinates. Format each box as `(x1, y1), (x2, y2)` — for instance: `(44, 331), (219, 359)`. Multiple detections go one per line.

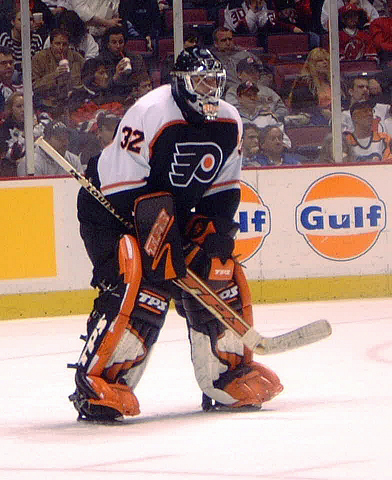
(1, 0), (392, 177)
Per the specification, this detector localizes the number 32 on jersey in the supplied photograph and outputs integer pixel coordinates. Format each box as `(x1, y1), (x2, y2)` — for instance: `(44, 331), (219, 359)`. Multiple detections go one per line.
(121, 127), (145, 153)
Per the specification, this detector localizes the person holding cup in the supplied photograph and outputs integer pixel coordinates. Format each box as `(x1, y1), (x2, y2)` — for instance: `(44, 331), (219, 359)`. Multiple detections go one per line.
(0, 9), (44, 81)
(10, 0), (57, 40)
(96, 26), (147, 97)
(31, 28), (84, 115)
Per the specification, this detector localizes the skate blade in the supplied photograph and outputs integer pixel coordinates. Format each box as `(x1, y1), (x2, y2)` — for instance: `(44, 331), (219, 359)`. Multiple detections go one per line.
(76, 414), (124, 425)
(207, 404), (262, 412)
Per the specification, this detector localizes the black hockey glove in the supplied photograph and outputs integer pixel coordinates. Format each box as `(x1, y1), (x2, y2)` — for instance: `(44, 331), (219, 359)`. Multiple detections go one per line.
(184, 215), (239, 273)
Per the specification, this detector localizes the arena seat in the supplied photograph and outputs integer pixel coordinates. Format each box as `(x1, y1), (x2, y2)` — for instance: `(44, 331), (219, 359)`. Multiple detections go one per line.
(273, 62), (304, 96)
(233, 35), (259, 48)
(266, 33), (310, 60)
(164, 8), (211, 33)
(285, 125), (331, 161)
(157, 37), (174, 63)
(340, 59), (381, 77)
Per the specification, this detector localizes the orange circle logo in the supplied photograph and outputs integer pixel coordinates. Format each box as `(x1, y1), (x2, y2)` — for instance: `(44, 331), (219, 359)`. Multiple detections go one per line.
(234, 181), (271, 262)
(201, 154), (215, 171)
(296, 173), (386, 261)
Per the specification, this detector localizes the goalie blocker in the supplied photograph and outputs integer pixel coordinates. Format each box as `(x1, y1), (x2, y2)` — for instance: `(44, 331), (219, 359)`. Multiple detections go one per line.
(70, 192), (282, 422)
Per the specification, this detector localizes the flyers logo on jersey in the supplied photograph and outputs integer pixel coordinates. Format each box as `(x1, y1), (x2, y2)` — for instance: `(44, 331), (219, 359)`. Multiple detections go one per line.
(169, 142), (223, 187)
(234, 181), (271, 262)
(296, 173), (386, 261)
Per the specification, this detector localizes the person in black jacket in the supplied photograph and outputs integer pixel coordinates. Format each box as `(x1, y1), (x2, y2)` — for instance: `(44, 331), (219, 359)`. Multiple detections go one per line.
(119, 0), (162, 50)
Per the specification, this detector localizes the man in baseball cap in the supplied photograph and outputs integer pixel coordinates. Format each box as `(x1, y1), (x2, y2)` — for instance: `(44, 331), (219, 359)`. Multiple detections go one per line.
(225, 56), (288, 120)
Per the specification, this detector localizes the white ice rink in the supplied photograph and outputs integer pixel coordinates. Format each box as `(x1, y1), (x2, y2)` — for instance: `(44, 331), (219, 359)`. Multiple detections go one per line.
(1, 298), (391, 480)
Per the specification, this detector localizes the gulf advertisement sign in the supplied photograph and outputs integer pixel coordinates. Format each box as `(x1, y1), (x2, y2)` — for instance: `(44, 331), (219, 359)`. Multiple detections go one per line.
(234, 181), (271, 262)
(296, 173), (386, 261)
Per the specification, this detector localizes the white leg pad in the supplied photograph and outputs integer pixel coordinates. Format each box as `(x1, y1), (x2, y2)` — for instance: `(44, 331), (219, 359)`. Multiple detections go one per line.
(106, 329), (153, 390)
(189, 327), (245, 405)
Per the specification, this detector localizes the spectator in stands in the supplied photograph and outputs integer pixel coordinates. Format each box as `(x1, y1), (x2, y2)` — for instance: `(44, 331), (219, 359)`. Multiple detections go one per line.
(0, 0), (14, 33)
(368, 69), (392, 104)
(0, 1), (52, 36)
(255, 125), (306, 166)
(341, 74), (392, 134)
(0, 9), (43, 82)
(0, 139), (10, 177)
(2, 0), (56, 41)
(126, 72), (153, 107)
(40, 1), (69, 17)
(96, 111), (120, 148)
(277, 0), (314, 32)
(68, 57), (125, 129)
(21, 0), (57, 41)
(288, 47), (332, 125)
(369, 4), (392, 68)
(34, 120), (84, 175)
(272, 0), (320, 50)
(374, 0), (389, 16)
(43, 10), (99, 60)
(224, 0), (267, 35)
(318, 132), (352, 163)
(241, 122), (262, 167)
(344, 99), (392, 161)
(321, 0), (378, 32)
(236, 81), (292, 147)
(160, 28), (202, 84)
(119, 0), (162, 51)
(97, 26), (147, 92)
(31, 28), (84, 115)
(254, 0), (320, 50)
(0, 92), (26, 176)
(225, 56), (288, 120)
(338, 4), (377, 60)
(73, 110), (121, 164)
(368, 74), (385, 100)
(0, 46), (22, 114)
(68, 109), (120, 163)
(68, 0), (123, 40)
(210, 27), (265, 92)
(0, 10), (43, 72)
(234, 54), (274, 88)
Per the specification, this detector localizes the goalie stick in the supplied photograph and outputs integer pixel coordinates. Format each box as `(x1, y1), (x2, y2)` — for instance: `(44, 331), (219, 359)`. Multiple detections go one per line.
(35, 136), (332, 355)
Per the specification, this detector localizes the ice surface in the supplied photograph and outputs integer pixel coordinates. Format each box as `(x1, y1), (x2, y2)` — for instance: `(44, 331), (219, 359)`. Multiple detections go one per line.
(1, 298), (391, 480)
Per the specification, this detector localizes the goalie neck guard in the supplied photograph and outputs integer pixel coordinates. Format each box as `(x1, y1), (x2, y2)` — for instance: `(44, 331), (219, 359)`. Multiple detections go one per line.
(171, 46), (226, 124)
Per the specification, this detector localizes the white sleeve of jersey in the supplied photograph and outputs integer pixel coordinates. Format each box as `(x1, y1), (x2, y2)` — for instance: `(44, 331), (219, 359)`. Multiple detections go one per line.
(244, 8), (259, 34)
(246, 6), (268, 32)
(341, 110), (354, 133)
(98, 102), (151, 196)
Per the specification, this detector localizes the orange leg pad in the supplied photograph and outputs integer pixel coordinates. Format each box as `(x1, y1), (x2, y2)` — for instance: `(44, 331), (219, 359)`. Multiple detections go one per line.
(224, 364), (284, 408)
(249, 362), (284, 400)
(87, 375), (140, 416)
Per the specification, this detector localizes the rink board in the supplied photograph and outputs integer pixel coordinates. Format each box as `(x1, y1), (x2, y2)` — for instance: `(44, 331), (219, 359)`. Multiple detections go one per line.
(0, 164), (391, 318)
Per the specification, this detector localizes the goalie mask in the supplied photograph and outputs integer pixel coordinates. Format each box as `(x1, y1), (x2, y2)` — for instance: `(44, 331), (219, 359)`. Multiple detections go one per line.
(171, 46), (226, 122)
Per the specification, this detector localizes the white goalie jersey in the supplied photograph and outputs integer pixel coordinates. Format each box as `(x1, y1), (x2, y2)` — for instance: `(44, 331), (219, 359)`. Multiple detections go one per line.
(96, 84), (243, 211)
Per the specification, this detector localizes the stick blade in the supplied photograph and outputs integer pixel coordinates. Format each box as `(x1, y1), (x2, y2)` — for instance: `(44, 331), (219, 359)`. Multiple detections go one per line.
(256, 319), (332, 355)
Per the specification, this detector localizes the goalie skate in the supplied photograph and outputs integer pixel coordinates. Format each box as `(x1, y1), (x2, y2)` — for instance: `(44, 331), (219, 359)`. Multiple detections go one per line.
(69, 390), (125, 425)
(201, 393), (262, 412)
